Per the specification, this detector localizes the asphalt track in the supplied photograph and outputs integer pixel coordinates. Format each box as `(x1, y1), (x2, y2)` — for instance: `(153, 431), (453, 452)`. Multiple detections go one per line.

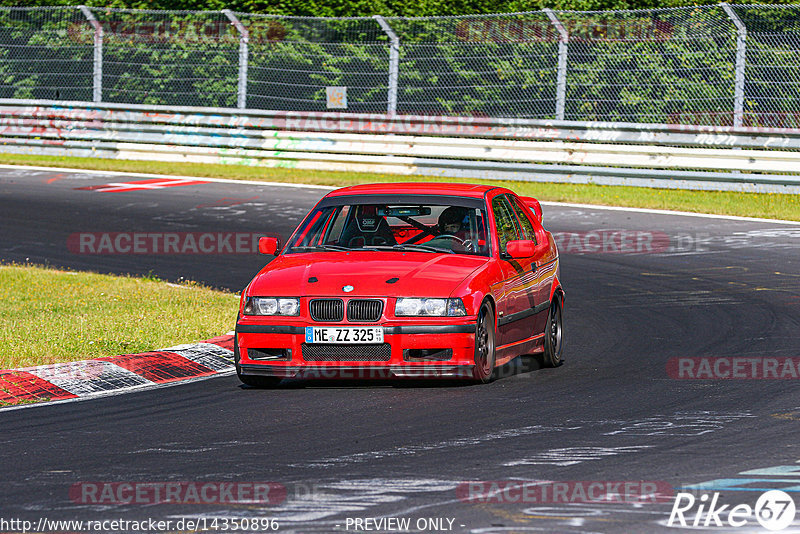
(1, 166), (799, 533)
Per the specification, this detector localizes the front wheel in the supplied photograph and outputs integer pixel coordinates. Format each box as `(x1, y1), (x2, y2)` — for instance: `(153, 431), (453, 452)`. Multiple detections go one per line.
(542, 297), (563, 368)
(234, 335), (282, 388)
(473, 301), (497, 383)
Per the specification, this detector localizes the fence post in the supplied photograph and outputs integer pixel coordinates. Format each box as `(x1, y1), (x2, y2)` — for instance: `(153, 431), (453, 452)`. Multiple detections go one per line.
(373, 15), (399, 116)
(78, 6), (102, 103)
(223, 10), (249, 110)
(721, 3), (746, 128)
(544, 8), (568, 121)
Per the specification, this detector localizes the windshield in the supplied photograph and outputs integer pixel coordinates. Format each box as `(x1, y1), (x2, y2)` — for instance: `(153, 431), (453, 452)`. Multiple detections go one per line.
(286, 201), (491, 257)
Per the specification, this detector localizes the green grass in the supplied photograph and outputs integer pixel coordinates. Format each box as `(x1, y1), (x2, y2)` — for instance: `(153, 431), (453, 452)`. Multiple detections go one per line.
(0, 264), (238, 369)
(0, 397), (42, 407)
(1, 153), (798, 221)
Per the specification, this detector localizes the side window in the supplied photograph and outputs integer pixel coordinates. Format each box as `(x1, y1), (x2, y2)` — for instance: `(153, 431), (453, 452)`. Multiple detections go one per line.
(491, 195), (522, 255)
(323, 206), (351, 245)
(509, 196), (537, 244)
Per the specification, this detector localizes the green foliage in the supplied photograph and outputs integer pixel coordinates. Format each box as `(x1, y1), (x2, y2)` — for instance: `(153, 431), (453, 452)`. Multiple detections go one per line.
(1, 0), (800, 17)
(1, 3), (799, 124)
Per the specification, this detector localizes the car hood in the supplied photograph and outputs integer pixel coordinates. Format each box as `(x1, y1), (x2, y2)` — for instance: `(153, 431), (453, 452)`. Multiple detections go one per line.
(248, 252), (488, 298)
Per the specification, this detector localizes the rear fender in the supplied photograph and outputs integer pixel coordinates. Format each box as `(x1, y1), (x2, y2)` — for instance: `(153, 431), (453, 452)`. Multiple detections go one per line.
(549, 274), (564, 307)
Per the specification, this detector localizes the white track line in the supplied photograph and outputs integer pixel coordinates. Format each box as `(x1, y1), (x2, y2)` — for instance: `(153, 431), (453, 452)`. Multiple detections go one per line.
(0, 163), (335, 190)
(2, 163), (797, 224)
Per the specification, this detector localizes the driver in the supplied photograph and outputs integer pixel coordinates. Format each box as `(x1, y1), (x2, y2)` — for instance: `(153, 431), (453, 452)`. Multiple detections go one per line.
(438, 206), (469, 238)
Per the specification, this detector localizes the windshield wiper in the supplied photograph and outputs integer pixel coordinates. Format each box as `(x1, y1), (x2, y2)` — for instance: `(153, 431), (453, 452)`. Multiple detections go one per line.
(289, 244), (350, 252)
(348, 246), (382, 251)
(390, 244), (454, 254)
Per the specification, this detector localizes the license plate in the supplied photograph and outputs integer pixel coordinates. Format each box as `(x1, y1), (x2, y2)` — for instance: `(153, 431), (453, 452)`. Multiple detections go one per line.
(305, 326), (384, 344)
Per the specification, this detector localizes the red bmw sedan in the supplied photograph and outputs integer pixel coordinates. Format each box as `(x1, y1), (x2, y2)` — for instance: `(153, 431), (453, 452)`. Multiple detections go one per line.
(235, 183), (563, 386)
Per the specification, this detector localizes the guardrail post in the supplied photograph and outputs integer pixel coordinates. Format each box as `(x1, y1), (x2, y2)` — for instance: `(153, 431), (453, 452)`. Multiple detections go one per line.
(544, 9), (568, 121)
(373, 15), (400, 116)
(721, 3), (746, 128)
(223, 10), (249, 110)
(78, 6), (103, 103)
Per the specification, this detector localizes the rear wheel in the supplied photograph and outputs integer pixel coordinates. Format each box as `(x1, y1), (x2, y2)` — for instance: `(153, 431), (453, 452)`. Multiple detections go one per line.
(234, 335), (282, 388)
(542, 297), (563, 368)
(472, 301), (496, 383)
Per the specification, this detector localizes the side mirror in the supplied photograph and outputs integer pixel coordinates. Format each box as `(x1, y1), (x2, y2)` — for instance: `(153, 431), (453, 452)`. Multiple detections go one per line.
(258, 236), (280, 256)
(506, 222), (550, 261)
(506, 240), (535, 258)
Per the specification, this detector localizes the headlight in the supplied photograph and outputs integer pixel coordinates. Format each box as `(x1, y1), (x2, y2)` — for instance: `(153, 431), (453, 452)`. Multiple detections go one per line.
(395, 298), (467, 317)
(244, 297), (300, 316)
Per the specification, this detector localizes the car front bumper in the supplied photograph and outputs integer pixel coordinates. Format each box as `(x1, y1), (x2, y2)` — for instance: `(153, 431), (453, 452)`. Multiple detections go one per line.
(235, 319), (477, 379)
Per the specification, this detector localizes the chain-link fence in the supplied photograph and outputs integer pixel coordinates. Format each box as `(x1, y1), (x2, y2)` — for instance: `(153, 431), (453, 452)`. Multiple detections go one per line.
(1, 4), (799, 127)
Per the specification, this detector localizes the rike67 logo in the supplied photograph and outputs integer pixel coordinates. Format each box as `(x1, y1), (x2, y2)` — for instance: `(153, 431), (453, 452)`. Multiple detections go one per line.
(668, 490), (796, 530)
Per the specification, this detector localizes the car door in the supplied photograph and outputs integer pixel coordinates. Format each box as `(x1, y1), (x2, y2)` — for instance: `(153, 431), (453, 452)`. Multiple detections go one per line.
(508, 194), (552, 336)
(490, 194), (538, 349)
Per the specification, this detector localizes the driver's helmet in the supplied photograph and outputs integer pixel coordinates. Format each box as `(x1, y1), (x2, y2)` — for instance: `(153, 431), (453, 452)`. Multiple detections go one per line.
(438, 206), (468, 235)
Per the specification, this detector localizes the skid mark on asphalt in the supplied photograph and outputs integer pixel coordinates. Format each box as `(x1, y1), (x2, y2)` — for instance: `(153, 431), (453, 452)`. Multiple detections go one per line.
(716, 228), (800, 249)
(128, 441), (261, 455)
(247, 414), (752, 529)
(230, 481), (675, 533)
(326, 479), (462, 493)
(195, 196), (260, 209)
(164, 418), (760, 532)
(288, 425), (580, 469)
(271, 491), (405, 522)
(599, 411), (754, 436)
(172, 478), (461, 525)
(592, 271), (800, 307)
(512, 503), (673, 533)
(153, 198), (310, 224)
(772, 407), (800, 421)
(290, 412), (753, 470)
(129, 446), (220, 454)
(642, 267), (800, 296)
(503, 446), (651, 467)
(598, 290), (739, 308)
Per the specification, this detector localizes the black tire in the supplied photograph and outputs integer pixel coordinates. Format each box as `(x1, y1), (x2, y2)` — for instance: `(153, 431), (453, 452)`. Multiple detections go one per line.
(542, 296), (564, 368)
(234, 335), (282, 388)
(472, 301), (497, 383)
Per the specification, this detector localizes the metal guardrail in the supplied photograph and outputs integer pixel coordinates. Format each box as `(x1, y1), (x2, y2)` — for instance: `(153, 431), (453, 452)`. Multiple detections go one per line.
(1, 99), (799, 194)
